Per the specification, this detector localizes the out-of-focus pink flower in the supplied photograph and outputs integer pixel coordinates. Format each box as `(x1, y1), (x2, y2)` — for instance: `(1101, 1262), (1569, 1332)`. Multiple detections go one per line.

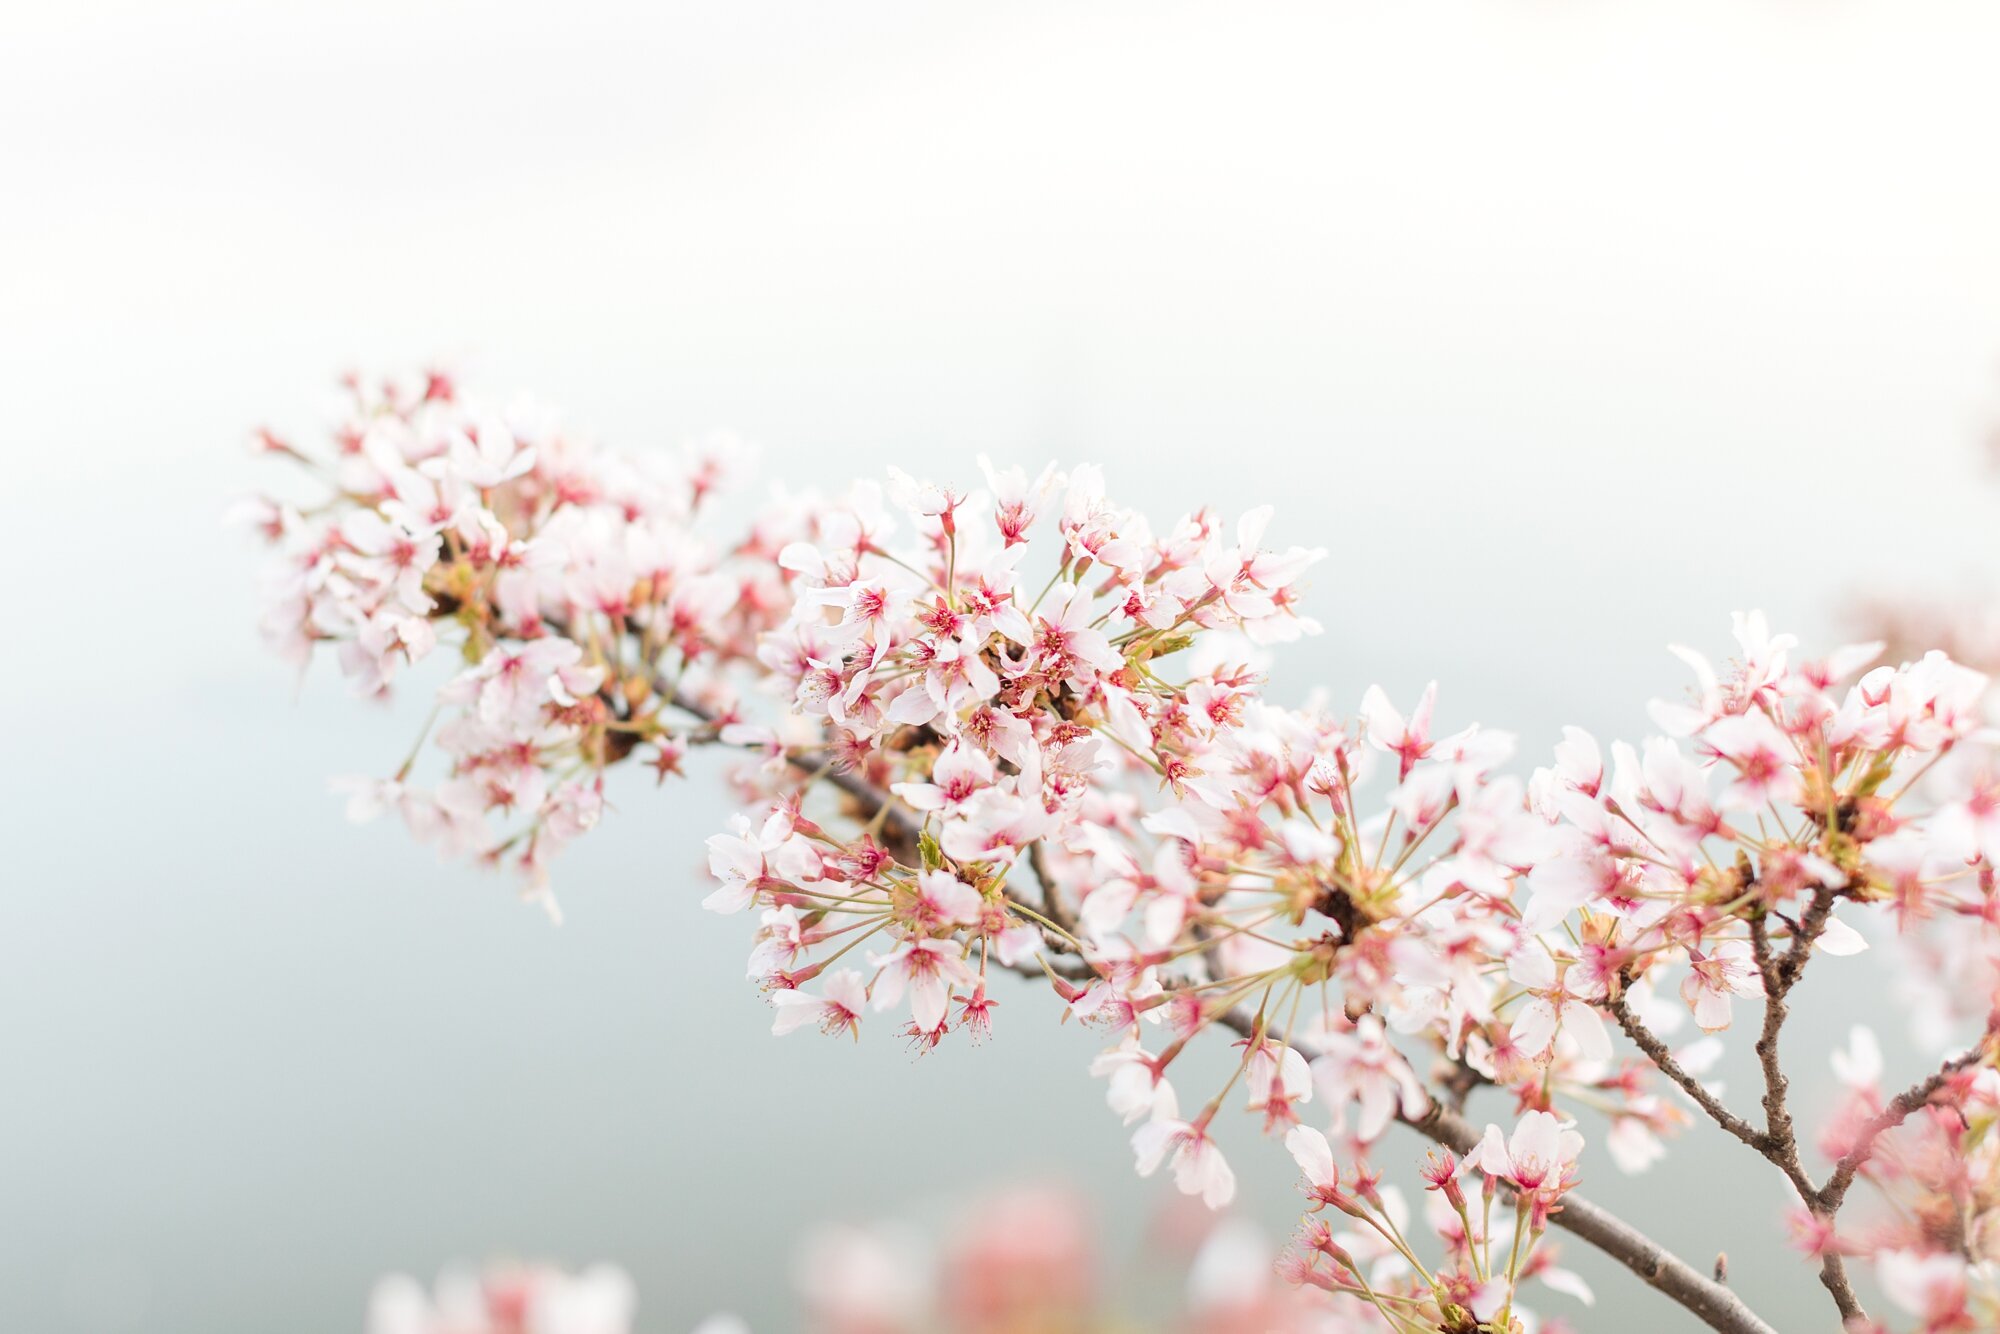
(367, 1263), (634, 1334)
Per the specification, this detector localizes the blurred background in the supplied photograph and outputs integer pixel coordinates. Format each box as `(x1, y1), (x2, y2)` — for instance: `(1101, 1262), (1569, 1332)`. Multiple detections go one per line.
(6, 2), (2000, 1329)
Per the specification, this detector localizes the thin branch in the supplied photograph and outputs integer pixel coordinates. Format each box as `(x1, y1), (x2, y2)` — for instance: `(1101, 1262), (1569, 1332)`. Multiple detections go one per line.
(1555, 1181), (1779, 1334)
(1748, 912), (1862, 1322)
(1778, 885), (1837, 987)
(1746, 917), (1813, 1199)
(1024, 840), (1080, 937)
(1607, 989), (1767, 1153)
(663, 685), (926, 857)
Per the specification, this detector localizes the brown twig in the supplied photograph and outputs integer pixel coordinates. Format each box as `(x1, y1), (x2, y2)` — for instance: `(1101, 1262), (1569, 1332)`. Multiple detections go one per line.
(1748, 905), (1862, 1322)
(1607, 989), (1767, 1153)
(1024, 840), (1079, 937)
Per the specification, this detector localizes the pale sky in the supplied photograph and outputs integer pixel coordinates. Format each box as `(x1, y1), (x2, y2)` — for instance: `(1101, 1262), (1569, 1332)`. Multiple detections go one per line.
(5, 3), (2000, 1330)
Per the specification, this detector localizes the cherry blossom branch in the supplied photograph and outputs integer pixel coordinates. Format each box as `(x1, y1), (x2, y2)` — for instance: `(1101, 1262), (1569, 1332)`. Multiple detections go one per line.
(652, 688), (894, 826)
(1587, 888), (1857, 1328)
(736, 718), (1776, 1333)
(684, 678), (1800, 1330)
(243, 386), (2000, 1333)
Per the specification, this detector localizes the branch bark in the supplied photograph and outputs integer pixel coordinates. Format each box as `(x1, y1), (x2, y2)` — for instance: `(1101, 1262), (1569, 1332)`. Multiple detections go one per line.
(1747, 907), (1865, 1323)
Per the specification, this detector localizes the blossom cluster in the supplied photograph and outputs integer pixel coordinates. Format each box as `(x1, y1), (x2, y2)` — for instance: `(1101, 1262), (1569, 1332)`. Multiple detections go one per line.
(247, 372), (2000, 1332)
(235, 371), (777, 916)
(715, 459), (1328, 1051)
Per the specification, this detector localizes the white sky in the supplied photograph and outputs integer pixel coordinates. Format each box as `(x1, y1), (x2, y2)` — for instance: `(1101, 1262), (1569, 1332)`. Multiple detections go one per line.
(5, 3), (2000, 1331)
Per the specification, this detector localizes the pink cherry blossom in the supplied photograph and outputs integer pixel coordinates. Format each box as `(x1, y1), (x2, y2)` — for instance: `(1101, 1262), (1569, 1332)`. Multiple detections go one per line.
(1360, 682), (1438, 780)
(704, 810), (822, 914)
(771, 970), (868, 1039)
(869, 938), (975, 1033)
(1507, 948), (1613, 1062)
(1461, 1110), (1584, 1200)
(1680, 940), (1763, 1033)
(1133, 1101), (1237, 1208)
(1307, 1015), (1427, 1143)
